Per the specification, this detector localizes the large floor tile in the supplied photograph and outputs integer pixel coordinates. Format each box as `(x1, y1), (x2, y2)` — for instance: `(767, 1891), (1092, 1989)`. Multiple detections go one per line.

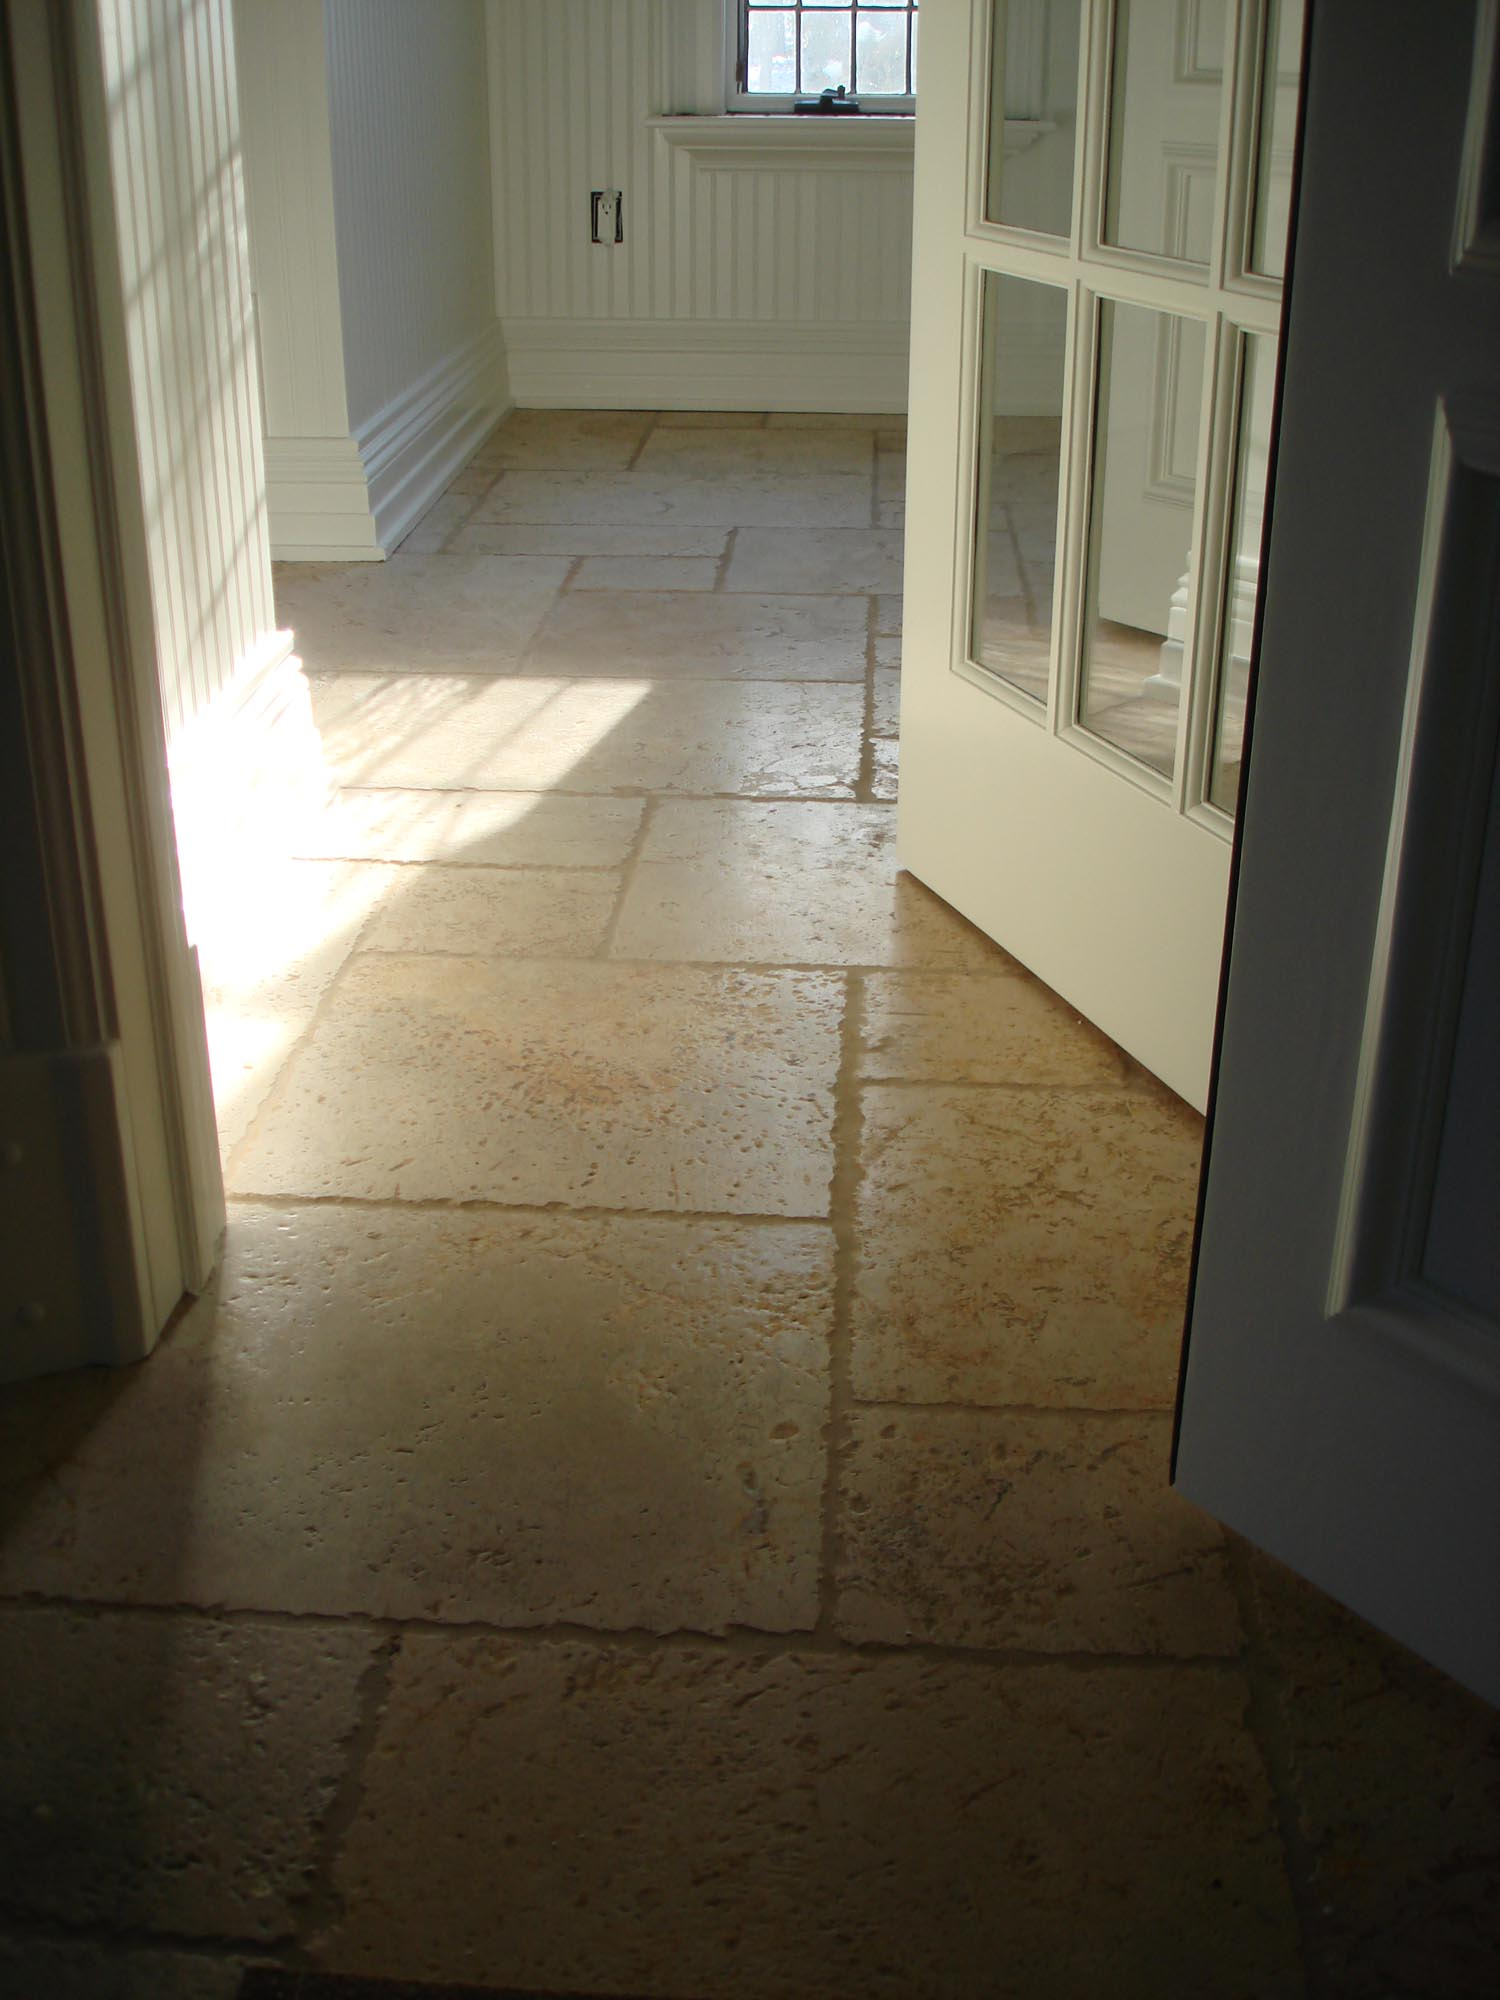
(859, 968), (1129, 1086)
(1247, 1551), (1500, 1997)
(835, 1407), (1241, 1654)
(465, 408), (651, 471)
(466, 468), (874, 528)
(317, 1637), (1300, 1999)
(635, 426), (874, 476)
(358, 866), (617, 957)
(0, 1208), (831, 1632)
(0, 1936), (243, 2000)
(275, 553), (569, 672)
(610, 801), (1006, 967)
(308, 674), (864, 797)
(723, 525), (905, 595)
(450, 520), (730, 558)
(872, 661), (900, 735)
(229, 959), (842, 1213)
(851, 1084), (1202, 1407)
(572, 554), (719, 591)
(0, 1608), (375, 1940)
(768, 411), (907, 430)
(523, 590), (867, 680)
(295, 788), (643, 867)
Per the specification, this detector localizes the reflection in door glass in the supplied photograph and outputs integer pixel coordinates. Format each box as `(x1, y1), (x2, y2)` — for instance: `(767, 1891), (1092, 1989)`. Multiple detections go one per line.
(1079, 300), (1206, 778)
(969, 271), (1069, 702)
(1208, 335), (1274, 813)
(985, 0), (1084, 236)
(1250, 0), (1303, 278)
(1103, 0), (1227, 266)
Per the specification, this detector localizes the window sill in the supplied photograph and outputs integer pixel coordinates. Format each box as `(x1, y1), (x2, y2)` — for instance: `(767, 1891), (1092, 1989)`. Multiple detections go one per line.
(646, 114), (917, 174)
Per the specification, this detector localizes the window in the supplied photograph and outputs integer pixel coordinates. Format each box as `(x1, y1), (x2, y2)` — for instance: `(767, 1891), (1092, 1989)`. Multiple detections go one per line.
(732, 3), (919, 113)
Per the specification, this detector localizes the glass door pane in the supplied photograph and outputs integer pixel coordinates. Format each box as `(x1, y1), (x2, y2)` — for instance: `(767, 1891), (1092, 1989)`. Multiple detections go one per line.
(1103, 0), (1227, 265)
(1249, 0), (1304, 278)
(1207, 332), (1275, 811)
(970, 271), (1069, 702)
(984, 0), (1084, 236)
(1078, 299), (1207, 778)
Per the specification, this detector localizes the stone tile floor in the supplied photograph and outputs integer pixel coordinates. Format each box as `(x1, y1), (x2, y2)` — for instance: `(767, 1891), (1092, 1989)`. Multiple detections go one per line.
(1, 411), (1496, 1999)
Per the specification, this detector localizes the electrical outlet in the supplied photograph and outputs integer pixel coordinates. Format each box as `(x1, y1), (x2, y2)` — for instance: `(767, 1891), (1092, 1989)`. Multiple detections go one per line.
(590, 188), (623, 245)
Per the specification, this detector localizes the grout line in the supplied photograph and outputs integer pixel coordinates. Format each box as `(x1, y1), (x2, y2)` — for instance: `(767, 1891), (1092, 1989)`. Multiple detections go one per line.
(713, 525), (738, 592)
(815, 970), (867, 1642)
(844, 1397), (1184, 1421)
(1224, 1535), (1331, 1997)
(854, 594), (879, 802)
(595, 795), (657, 959)
(0, 1590), (1250, 1673)
(222, 1192), (838, 1226)
(556, 554), (586, 594)
(623, 418), (656, 470)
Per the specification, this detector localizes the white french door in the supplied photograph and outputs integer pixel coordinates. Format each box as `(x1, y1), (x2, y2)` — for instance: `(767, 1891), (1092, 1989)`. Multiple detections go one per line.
(900, 0), (1300, 1110)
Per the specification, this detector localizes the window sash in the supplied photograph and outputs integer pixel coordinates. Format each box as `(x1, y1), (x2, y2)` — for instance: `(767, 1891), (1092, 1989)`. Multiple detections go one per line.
(730, 3), (919, 113)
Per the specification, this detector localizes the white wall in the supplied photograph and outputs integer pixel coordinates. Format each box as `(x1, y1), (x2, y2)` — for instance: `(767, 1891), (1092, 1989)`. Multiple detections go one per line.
(237, 0), (507, 559)
(488, 0), (915, 410)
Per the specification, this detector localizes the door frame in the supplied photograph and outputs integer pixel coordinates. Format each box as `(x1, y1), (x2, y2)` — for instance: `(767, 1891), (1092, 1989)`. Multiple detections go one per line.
(1, 0), (223, 1378)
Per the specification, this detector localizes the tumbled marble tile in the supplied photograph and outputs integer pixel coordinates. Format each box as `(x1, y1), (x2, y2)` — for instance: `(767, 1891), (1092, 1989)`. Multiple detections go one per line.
(875, 632), (901, 670)
(523, 590), (866, 681)
(874, 590), (903, 634)
(465, 409), (651, 471)
(1246, 1550), (1500, 1996)
(876, 501), (906, 530)
(724, 526), (905, 595)
(611, 801), (1005, 968)
(359, 866), (616, 957)
(872, 663), (900, 736)
(0, 1209), (831, 1632)
(308, 673), (863, 797)
(768, 411), (907, 430)
(654, 410), (766, 427)
(297, 788), (643, 867)
(572, 555), (719, 591)
(0, 1936), (243, 2000)
(197, 857), (400, 1159)
(450, 521), (730, 558)
(636, 426), (873, 476)
(851, 1085), (1202, 1407)
(318, 1638), (1299, 1998)
(275, 553), (569, 672)
(395, 490), (476, 555)
(467, 469), (874, 528)
(860, 969), (1128, 1086)
(872, 734), (899, 799)
(0, 1608), (374, 1940)
(836, 1407), (1240, 1654)
(230, 959), (841, 1213)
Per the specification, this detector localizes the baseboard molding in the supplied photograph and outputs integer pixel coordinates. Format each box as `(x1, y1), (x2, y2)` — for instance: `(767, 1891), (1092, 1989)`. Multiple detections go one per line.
(265, 322), (510, 560)
(501, 316), (910, 412)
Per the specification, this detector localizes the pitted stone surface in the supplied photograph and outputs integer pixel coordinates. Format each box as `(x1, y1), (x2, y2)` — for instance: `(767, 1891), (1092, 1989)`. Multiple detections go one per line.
(836, 1407), (1241, 1654)
(467, 468), (873, 529)
(635, 425), (873, 476)
(0, 1936), (243, 1999)
(851, 1084), (1202, 1406)
(0, 1208), (831, 1631)
(724, 527), (906, 595)
(275, 554), (569, 673)
(0, 1609), (374, 1940)
(296, 788), (644, 868)
(308, 673), (863, 797)
(229, 960), (841, 1211)
(464, 408), (651, 471)
(610, 801), (1004, 967)
(319, 1637), (1301, 1998)
(523, 590), (867, 681)
(859, 968), (1129, 1086)
(359, 865), (616, 958)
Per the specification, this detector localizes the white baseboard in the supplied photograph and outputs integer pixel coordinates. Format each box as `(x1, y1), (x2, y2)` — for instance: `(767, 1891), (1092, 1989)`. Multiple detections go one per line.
(265, 321), (510, 561)
(501, 316), (910, 412)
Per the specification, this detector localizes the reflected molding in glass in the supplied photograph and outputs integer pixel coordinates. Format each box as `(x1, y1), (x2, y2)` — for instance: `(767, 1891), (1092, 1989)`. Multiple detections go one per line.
(1249, 0), (1303, 279)
(985, 0), (1084, 237)
(1103, 0), (1227, 267)
(1208, 333), (1274, 814)
(969, 270), (1069, 703)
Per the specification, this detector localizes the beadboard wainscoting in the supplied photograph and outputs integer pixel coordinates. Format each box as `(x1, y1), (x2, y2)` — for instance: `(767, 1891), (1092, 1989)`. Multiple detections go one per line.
(489, 0), (915, 411)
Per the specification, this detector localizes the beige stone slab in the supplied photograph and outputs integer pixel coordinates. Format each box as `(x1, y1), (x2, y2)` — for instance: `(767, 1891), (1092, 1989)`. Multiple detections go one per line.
(308, 673), (864, 798)
(836, 1407), (1241, 1654)
(467, 469), (874, 528)
(874, 633), (901, 671)
(396, 490), (476, 555)
(320, 1638), (1299, 1998)
(197, 857), (400, 1160)
(876, 501), (906, 530)
(724, 526), (905, 595)
(229, 959), (841, 1213)
(0, 1208), (831, 1631)
(636, 426), (874, 476)
(443, 461), (502, 496)
(1246, 1549), (1500, 1995)
(872, 663), (900, 737)
(654, 410), (767, 427)
(297, 788), (644, 867)
(860, 970), (1129, 1087)
(872, 734), (899, 800)
(0, 1608), (373, 1939)
(768, 411), (907, 430)
(466, 409), (652, 471)
(276, 552), (570, 673)
(359, 866), (617, 957)
(876, 451), (906, 507)
(0, 1937), (241, 2000)
(572, 555), (719, 591)
(611, 801), (1007, 968)
(523, 591), (866, 681)
(449, 521), (730, 559)
(874, 590), (903, 635)
(851, 1085), (1203, 1407)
